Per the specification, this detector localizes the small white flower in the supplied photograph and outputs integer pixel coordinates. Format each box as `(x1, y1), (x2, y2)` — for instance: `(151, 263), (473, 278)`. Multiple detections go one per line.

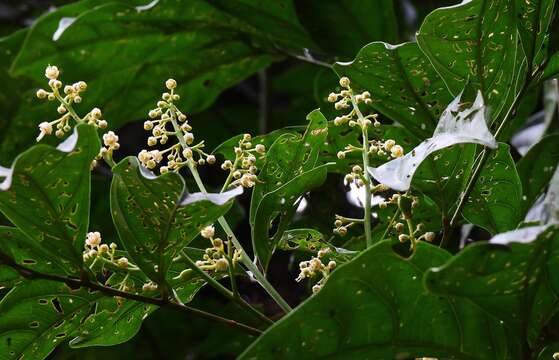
(45, 65), (59, 80)
(391, 145), (404, 158)
(102, 131), (119, 149)
(200, 225), (215, 239)
(86, 231), (102, 247)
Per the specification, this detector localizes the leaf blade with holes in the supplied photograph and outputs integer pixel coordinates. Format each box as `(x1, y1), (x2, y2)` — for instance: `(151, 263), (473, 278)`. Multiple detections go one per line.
(425, 225), (559, 346)
(462, 143), (523, 234)
(0, 226), (69, 286)
(250, 109), (328, 227)
(0, 280), (102, 359)
(241, 241), (520, 359)
(0, 124), (100, 274)
(416, 0), (526, 123)
(333, 42), (452, 139)
(110, 157), (239, 285)
(252, 164), (329, 269)
(369, 91), (497, 192)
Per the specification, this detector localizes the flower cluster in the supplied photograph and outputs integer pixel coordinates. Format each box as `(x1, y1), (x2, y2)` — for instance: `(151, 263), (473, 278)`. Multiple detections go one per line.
(138, 79), (215, 173)
(296, 248), (336, 294)
(220, 134), (266, 189)
(194, 225), (241, 273)
(383, 194), (436, 249)
(36, 65), (107, 141)
(82, 231), (131, 270)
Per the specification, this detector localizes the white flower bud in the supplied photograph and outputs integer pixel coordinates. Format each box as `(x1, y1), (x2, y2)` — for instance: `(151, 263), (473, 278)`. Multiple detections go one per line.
(98, 120), (108, 129)
(206, 155), (216, 164)
(327, 92), (338, 102)
(384, 139), (395, 150)
(147, 137), (157, 146)
(215, 258), (229, 272)
(424, 232), (435, 242)
(36, 89), (48, 99)
(102, 131), (119, 149)
(339, 76), (350, 88)
(166, 79), (177, 89)
(91, 108), (102, 119)
(255, 144), (266, 154)
(144, 121), (154, 130)
(182, 148), (193, 159)
(183, 132), (194, 144)
(117, 257), (129, 268)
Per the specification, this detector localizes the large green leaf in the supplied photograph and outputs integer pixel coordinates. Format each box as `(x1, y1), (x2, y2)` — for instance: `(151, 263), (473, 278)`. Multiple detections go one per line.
(250, 109), (328, 227)
(0, 124), (100, 274)
(1, 0), (280, 165)
(517, 134), (559, 215)
(69, 273), (206, 348)
(463, 143), (523, 234)
(206, 0), (317, 51)
(0, 280), (102, 360)
(110, 157), (238, 285)
(417, 0), (526, 123)
(425, 226), (559, 346)
(294, 0), (398, 59)
(241, 241), (520, 359)
(0, 227), (68, 286)
(334, 42), (452, 138)
(252, 164), (329, 269)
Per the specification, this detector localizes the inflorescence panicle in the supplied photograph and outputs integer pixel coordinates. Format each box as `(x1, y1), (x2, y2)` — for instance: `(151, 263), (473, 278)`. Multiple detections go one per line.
(220, 133), (266, 190)
(36, 65), (108, 142)
(296, 247), (336, 294)
(193, 225), (242, 273)
(138, 79), (215, 173)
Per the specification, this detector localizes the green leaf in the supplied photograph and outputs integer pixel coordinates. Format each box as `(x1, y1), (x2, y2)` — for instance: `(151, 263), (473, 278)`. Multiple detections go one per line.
(110, 157), (238, 284)
(515, 0), (556, 70)
(416, 0), (526, 123)
(241, 241), (520, 359)
(294, 0), (398, 59)
(0, 227), (68, 286)
(542, 50), (559, 80)
(334, 42), (452, 138)
(0, 124), (100, 273)
(0, 280), (101, 360)
(250, 109), (328, 227)
(517, 134), (559, 214)
(69, 277), (206, 348)
(463, 143), (523, 235)
(2, 0), (279, 164)
(425, 226), (559, 346)
(252, 164), (329, 269)
(206, 0), (317, 50)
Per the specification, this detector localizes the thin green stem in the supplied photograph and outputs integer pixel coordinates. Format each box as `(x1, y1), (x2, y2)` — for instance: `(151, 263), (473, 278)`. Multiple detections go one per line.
(350, 95), (373, 247)
(168, 107), (292, 314)
(180, 250), (273, 325)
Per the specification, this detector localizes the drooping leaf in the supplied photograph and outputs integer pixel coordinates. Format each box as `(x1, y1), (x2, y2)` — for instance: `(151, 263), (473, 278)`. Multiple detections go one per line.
(0, 124), (100, 274)
(425, 225), (559, 346)
(517, 134), (559, 215)
(334, 42), (452, 138)
(369, 90), (497, 192)
(417, 0), (526, 123)
(0, 280), (102, 360)
(462, 143), (523, 235)
(110, 157), (239, 285)
(252, 164), (329, 268)
(250, 109), (328, 227)
(241, 241), (520, 359)
(294, 0), (398, 59)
